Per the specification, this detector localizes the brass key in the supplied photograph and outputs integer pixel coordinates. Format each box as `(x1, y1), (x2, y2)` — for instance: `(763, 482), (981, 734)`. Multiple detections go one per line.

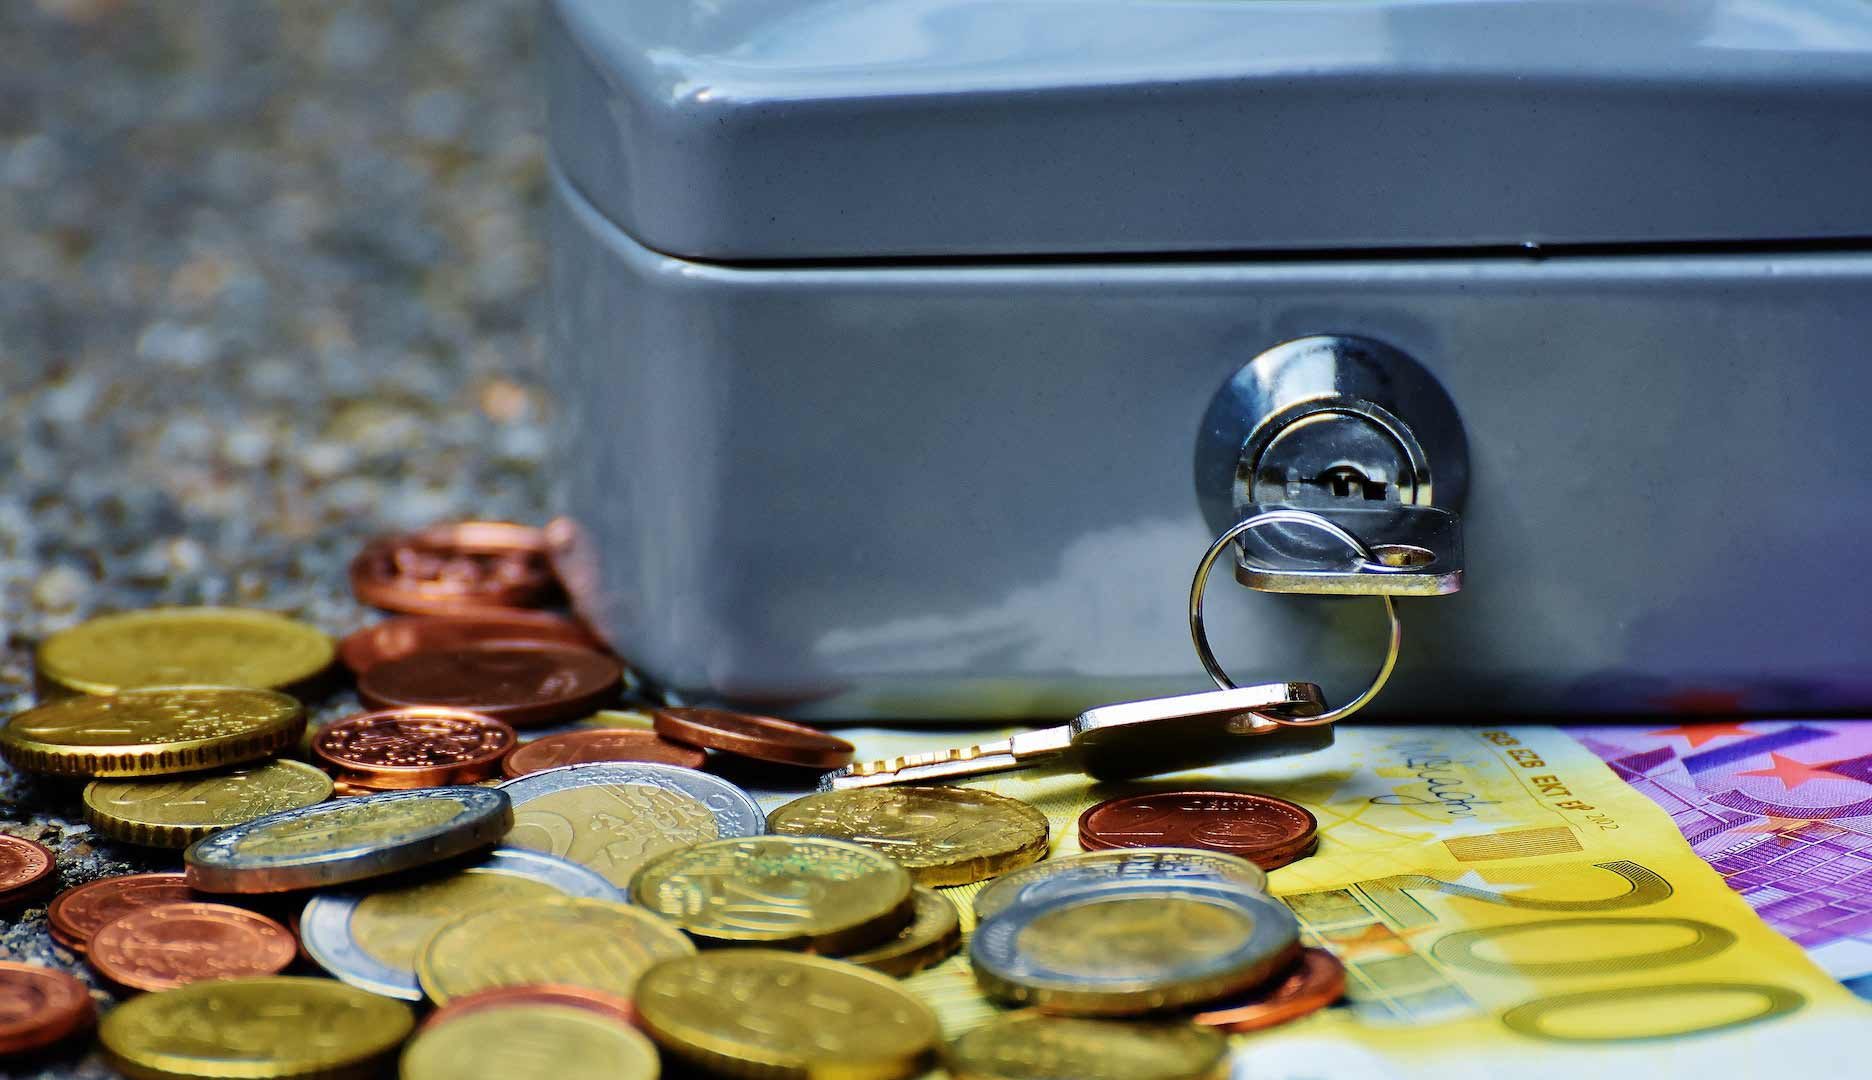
(820, 682), (1329, 790)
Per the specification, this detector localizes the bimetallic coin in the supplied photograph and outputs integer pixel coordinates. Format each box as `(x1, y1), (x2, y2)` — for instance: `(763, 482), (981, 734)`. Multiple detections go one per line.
(637, 951), (939, 1080)
(651, 707), (855, 769)
(300, 847), (622, 1001)
(87, 903), (297, 992)
(768, 786), (1050, 887)
(339, 612), (600, 674)
(418, 983), (638, 1033)
(357, 644), (621, 729)
(499, 762), (764, 890)
(184, 786), (512, 893)
(631, 836), (913, 953)
(311, 708), (516, 789)
(36, 607), (334, 695)
(970, 881), (1302, 1015)
(501, 728), (704, 778)
(1077, 791), (1318, 871)
(83, 760), (334, 848)
(100, 976), (413, 1080)
(350, 522), (560, 616)
(839, 886), (962, 978)
(0, 686), (304, 778)
(402, 1003), (660, 1080)
(0, 962), (95, 1058)
(417, 896), (694, 1005)
(1190, 948), (1347, 1032)
(973, 848), (1269, 924)
(945, 1014), (1229, 1080)
(0, 833), (57, 908)
(48, 873), (196, 953)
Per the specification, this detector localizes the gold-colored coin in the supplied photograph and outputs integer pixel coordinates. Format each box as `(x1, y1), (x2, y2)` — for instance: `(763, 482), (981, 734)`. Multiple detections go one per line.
(577, 709), (656, 729)
(767, 786), (1050, 886)
(84, 759), (334, 847)
(38, 607), (334, 695)
(417, 896), (694, 1004)
(945, 1013), (1228, 1080)
(631, 836), (914, 953)
(840, 887), (962, 978)
(637, 951), (939, 1080)
(348, 873), (562, 976)
(0, 686), (305, 778)
(504, 782), (721, 888)
(402, 1004), (660, 1080)
(99, 975), (413, 1080)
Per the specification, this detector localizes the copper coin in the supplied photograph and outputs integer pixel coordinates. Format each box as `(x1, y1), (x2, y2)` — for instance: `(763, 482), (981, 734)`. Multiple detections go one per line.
(312, 708), (518, 788)
(652, 707), (855, 768)
(502, 728), (705, 778)
(338, 612), (603, 674)
(0, 834), (56, 908)
(1077, 791), (1318, 870)
(350, 521), (561, 616)
(47, 873), (196, 954)
(1191, 948), (1347, 1031)
(86, 902), (297, 992)
(357, 643), (623, 728)
(0, 962), (95, 1057)
(418, 983), (638, 1033)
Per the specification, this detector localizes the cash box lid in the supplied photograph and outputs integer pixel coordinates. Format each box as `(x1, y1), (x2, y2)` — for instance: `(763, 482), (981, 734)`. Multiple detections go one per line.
(546, 0), (1872, 262)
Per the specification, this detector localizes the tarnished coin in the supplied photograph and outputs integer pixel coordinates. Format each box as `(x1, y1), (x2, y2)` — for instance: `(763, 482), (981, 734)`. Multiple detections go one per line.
(1190, 947), (1347, 1032)
(417, 896), (694, 1005)
(631, 836), (913, 953)
(637, 951), (939, 1080)
(499, 762), (764, 889)
(1077, 791), (1318, 870)
(311, 707), (516, 789)
(88, 903), (297, 992)
(0, 962), (95, 1058)
(0, 686), (304, 778)
(184, 786), (512, 893)
(37, 607), (334, 695)
(339, 612), (600, 674)
(350, 521), (561, 616)
(48, 873), (196, 953)
(651, 707), (855, 769)
(402, 1002), (660, 1080)
(101, 976), (413, 1080)
(768, 786), (1050, 886)
(357, 644), (622, 728)
(970, 881), (1301, 1015)
(945, 1013), (1228, 1080)
(300, 847), (621, 1001)
(83, 759), (334, 848)
(501, 728), (704, 778)
(0, 833), (57, 908)
(418, 983), (638, 1033)
(973, 848), (1268, 924)
(839, 886), (962, 978)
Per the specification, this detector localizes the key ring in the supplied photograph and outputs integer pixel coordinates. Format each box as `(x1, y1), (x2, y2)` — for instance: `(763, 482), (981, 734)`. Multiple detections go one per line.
(1188, 509), (1402, 727)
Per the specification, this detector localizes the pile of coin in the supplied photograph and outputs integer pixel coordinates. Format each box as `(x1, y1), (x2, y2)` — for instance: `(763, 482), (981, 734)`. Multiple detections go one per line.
(0, 520), (1346, 1079)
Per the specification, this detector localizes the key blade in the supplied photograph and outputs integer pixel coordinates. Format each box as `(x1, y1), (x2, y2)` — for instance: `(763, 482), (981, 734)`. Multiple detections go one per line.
(819, 727), (1074, 790)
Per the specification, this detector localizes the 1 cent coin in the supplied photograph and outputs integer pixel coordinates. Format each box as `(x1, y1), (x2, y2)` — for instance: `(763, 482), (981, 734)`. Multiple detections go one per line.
(0, 834), (56, 909)
(651, 707), (854, 768)
(502, 729), (704, 778)
(1190, 948), (1347, 1032)
(313, 708), (517, 789)
(418, 983), (639, 1033)
(339, 612), (601, 674)
(358, 644), (622, 729)
(87, 902), (297, 992)
(350, 522), (560, 616)
(47, 873), (196, 953)
(1077, 791), (1318, 871)
(0, 962), (95, 1058)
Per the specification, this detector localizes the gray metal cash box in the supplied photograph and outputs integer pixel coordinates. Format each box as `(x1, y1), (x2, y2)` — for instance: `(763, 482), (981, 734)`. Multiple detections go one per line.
(542, 0), (1872, 721)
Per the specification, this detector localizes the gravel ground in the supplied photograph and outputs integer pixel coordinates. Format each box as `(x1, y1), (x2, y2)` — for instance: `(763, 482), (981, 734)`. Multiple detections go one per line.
(0, 2), (550, 1074)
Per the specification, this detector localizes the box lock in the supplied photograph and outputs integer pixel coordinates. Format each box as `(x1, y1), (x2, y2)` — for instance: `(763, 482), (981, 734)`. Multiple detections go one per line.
(1195, 335), (1468, 595)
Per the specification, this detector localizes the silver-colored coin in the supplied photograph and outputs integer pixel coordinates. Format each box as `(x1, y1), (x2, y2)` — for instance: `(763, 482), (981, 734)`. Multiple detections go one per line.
(184, 786), (512, 893)
(970, 879), (1300, 1014)
(497, 762), (765, 891)
(973, 847), (1269, 923)
(300, 847), (622, 1000)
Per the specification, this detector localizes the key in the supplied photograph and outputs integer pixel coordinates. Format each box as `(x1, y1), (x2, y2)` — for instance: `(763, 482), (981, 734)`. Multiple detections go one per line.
(820, 682), (1330, 790)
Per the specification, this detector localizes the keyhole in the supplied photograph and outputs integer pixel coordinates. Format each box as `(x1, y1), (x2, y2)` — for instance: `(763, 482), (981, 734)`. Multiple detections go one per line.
(1320, 466), (1390, 501)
